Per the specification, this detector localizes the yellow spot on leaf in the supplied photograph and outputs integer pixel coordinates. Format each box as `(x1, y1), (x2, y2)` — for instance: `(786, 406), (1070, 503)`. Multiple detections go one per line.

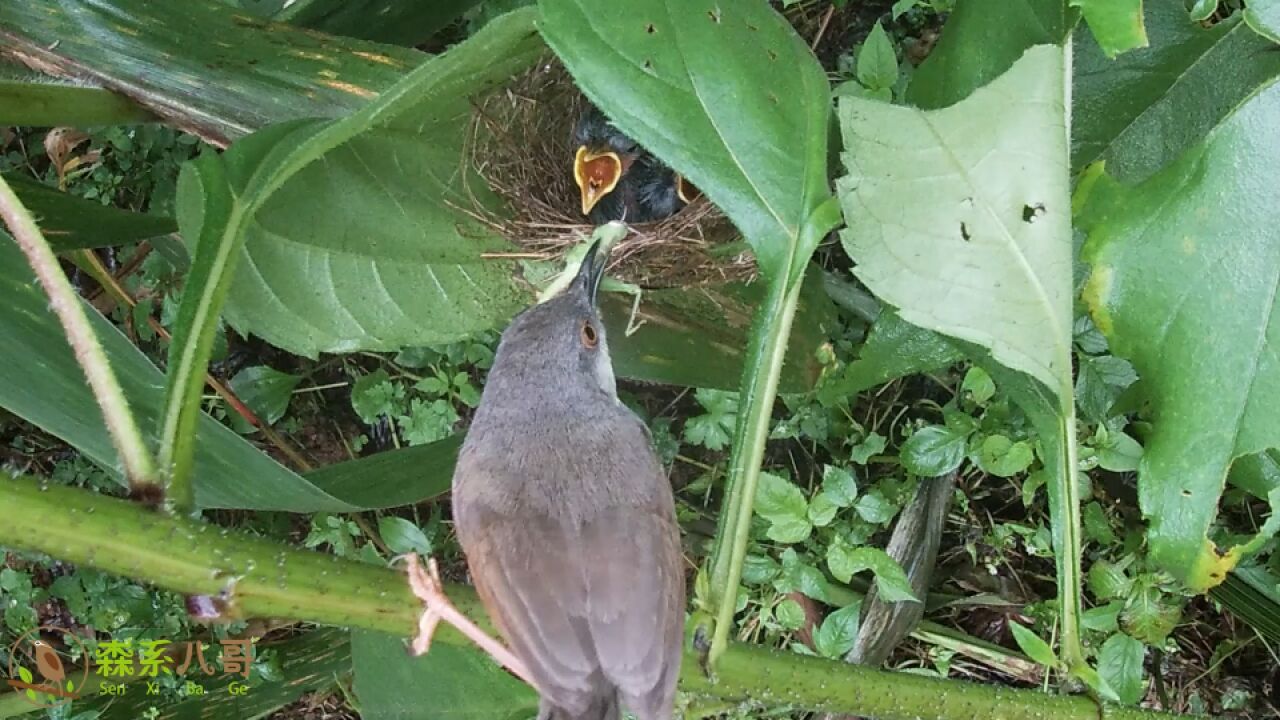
(291, 49), (328, 61)
(114, 24), (140, 36)
(1186, 537), (1241, 592)
(1081, 265), (1114, 336)
(352, 51), (406, 68)
(1181, 237), (1196, 254)
(317, 69), (338, 79)
(321, 80), (376, 99)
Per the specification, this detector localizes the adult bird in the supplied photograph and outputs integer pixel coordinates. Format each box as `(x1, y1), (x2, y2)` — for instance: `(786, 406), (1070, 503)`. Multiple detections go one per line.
(450, 233), (685, 720)
(572, 104), (697, 224)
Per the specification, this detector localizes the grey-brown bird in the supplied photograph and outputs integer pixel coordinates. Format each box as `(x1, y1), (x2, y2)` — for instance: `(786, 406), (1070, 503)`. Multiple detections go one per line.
(451, 235), (685, 720)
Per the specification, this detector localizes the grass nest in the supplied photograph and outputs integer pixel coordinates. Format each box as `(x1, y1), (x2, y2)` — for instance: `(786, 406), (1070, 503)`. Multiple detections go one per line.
(458, 59), (755, 288)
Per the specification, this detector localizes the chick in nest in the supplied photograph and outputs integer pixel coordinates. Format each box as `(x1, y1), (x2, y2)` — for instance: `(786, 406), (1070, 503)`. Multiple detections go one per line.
(572, 104), (699, 224)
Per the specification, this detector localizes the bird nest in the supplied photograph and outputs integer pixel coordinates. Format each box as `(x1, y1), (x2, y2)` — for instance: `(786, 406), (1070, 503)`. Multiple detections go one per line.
(456, 59), (756, 288)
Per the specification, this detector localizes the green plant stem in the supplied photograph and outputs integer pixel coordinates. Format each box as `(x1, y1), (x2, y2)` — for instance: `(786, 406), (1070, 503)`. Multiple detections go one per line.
(1056, 402), (1086, 673)
(0, 174), (158, 490)
(0, 475), (1191, 720)
(706, 274), (804, 667)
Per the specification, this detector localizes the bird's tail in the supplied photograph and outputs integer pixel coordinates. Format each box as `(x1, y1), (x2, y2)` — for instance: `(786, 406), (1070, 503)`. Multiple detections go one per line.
(538, 693), (620, 720)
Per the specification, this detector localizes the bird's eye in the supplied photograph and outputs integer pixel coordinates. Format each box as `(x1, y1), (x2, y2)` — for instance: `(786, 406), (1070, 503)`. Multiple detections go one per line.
(580, 320), (599, 349)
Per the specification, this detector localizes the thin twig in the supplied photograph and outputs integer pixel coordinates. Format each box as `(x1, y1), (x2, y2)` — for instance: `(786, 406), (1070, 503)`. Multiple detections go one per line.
(0, 174), (158, 488)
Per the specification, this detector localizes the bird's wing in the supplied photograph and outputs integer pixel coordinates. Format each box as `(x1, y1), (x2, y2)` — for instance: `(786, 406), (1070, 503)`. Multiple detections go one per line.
(459, 505), (605, 715)
(458, 499), (683, 718)
(580, 503), (685, 717)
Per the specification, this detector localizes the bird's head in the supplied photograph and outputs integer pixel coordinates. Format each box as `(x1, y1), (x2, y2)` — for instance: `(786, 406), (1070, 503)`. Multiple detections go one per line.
(491, 227), (621, 402)
(572, 107), (639, 217)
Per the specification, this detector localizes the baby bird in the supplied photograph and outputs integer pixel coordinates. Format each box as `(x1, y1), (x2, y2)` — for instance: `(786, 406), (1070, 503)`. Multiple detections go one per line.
(571, 104), (697, 224)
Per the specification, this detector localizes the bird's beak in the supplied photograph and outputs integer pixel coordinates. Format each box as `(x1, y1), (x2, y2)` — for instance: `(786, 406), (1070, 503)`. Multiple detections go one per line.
(676, 173), (701, 204)
(575, 234), (610, 305)
(574, 145), (623, 216)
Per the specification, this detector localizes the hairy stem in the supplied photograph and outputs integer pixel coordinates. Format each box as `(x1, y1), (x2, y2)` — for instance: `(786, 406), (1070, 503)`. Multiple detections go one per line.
(0, 174), (158, 489)
(705, 274), (804, 666)
(0, 475), (1189, 720)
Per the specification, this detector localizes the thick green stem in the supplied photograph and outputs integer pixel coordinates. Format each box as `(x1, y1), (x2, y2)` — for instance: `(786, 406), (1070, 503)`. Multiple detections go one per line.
(0, 475), (1191, 720)
(0, 174), (158, 490)
(705, 274), (804, 666)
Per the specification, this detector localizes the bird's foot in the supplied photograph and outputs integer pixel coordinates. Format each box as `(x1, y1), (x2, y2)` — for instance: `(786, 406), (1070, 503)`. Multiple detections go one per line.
(399, 554), (539, 689)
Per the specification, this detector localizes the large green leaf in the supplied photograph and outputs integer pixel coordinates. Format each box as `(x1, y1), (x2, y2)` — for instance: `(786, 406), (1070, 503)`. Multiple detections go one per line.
(1080, 77), (1280, 591)
(278, 0), (484, 47)
(0, 0), (421, 144)
(352, 629), (537, 720)
(5, 173), (176, 252)
(839, 44), (1073, 399)
(161, 10), (542, 498)
(537, 0), (834, 280)
(1073, 0), (1280, 181)
(184, 12), (540, 363)
(907, 0), (1071, 110)
(838, 44), (1085, 671)
(605, 268), (836, 393)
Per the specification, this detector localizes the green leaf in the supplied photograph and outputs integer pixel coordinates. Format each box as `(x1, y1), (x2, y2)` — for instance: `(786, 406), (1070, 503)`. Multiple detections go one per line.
(839, 45), (1073, 401)
(755, 472), (812, 544)
(849, 432), (886, 465)
(857, 22), (899, 92)
(817, 310), (962, 403)
(352, 369), (406, 423)
(1082, 600), (1123, 632)
(1098, 633), (1147, 705)
(900, 425), (968, 477)
(1082, 501), (1119, 545)
(0, 78), (155, 126)
(538, 0), (836, 280)
(1081, 77), (1280, 590)
(4, 173), (177, 253)
(227, 365), (302, 429)
(683, 388), (739, 451)
(828, 546), (916, 603)
(195, 14), (542, 361)
(1121, 577), (1182, 645)
(1074, 354), (1138, 422)
(1088, 558), (1134, 601)
(1070, 0), (1148, 57)
(1009, 622), (1059, 669)
(377, 516), (432, 556)
(1244, 0), (1280, 43)
(853, 490), (898, 525)
(813, 603), (862, 659)
(352, 629), (536, 719)
(775, 598), (806, 630)
(277, 0), (484, 46)
(604, 270), (836, 392)
(960, 366), (996, 405)
(1187, 0), (1217, 21)
(1096, 431), (1143, 473)
(1074, 3), (1280, 181)
(808, 493), (840, 528)
(976, 435), (1035, 478)
(398, 398), (459, 446)
(906, 0), (1069, 110)
(822, 465), (859, 508)
(0, 0), (422, 144)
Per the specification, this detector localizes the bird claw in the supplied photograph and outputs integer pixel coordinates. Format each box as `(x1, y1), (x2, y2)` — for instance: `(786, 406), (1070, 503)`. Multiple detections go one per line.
(398, 554), (539, 690)
(402, 554), (447, 656)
